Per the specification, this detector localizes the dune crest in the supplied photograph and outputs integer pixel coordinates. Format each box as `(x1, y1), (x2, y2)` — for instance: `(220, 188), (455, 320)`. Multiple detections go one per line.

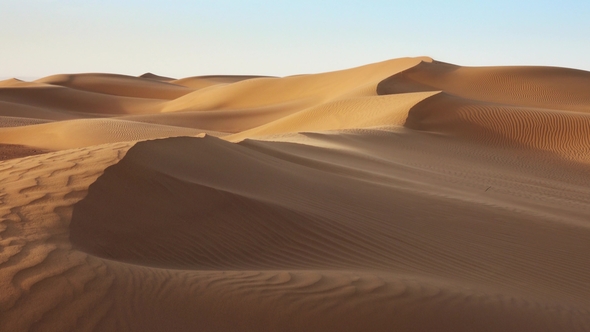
(37, 73), (192, 99)
(171, 75), (271, 89)
(1, 57), (590, 331)
(378, 60), (590, 111)
(374, 61), (590, 163)
(0, 78), (25, 87)
(139, 72), (176, 82)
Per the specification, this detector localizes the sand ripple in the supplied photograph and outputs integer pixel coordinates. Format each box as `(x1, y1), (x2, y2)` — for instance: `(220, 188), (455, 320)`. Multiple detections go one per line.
(1, 57), (590, 331)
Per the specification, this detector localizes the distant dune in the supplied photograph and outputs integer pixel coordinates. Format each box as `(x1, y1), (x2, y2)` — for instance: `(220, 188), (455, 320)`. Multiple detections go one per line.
(1, 57), (589, 331)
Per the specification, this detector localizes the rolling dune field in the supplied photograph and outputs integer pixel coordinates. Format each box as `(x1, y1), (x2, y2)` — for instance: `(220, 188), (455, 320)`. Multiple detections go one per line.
(1, 57), (589, 331)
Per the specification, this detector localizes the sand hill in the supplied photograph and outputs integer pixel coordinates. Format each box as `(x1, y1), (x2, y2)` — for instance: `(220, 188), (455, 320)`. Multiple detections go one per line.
(1, 57), (589, 331)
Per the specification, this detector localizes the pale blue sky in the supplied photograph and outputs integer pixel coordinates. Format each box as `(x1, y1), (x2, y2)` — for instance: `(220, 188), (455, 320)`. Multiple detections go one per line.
(1, 0), (589, 79)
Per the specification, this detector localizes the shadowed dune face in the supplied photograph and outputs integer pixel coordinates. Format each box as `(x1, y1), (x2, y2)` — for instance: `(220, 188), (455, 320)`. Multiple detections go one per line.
(378, 61), (590, 112)
(0, 57), (430, 152)
(68, 135), (590, 284)
(160, 57), (429, 113)
(404, 92), (590, 162)
(376, 60), (590, 163)
(2, 57), (590, 331)
(139, 72), (176, 82)
(65, 134), (590, 330)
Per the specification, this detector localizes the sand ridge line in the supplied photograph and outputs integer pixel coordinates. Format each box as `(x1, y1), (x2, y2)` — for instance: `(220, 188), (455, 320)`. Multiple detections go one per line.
(1, 57), (590, 331)
(404, 92), (590, 162)
(36, 73), (194, 100)
(377, 60), (590, 112)
(69, 136), (590, 291)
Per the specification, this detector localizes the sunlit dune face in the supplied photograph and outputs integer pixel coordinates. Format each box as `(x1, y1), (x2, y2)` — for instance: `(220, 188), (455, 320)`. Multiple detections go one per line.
(1, 57), (590, 331)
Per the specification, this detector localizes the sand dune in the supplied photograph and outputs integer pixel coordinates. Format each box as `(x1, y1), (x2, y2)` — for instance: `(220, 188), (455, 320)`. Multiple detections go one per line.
(0, 99), (92, 122)
(0, 115), (50, 128)
(139, 72), (176, 82)
(37, 73), (193, 100)
(161, 57), (430, 113)
(171, 75), (270, 89)
(0, 118), (204, 150)
(0, 143), (50, 160)
(375, 61), (590, 163)
(0, 78), (26, 87)
(378, 60), (590, 112)
(405, 92), (590, 162)
(0, 82), (162, 115)
(1, 57), (590, 331)
(226, 91), (438, 141)
(119, 104), (300, 133)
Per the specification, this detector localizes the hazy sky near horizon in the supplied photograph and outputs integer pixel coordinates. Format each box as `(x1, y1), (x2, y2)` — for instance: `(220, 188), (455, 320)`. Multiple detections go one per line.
(1, 0), (589, 79)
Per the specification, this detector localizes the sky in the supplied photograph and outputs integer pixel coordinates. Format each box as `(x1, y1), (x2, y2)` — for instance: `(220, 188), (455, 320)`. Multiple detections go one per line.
(1, 0), (589, 79)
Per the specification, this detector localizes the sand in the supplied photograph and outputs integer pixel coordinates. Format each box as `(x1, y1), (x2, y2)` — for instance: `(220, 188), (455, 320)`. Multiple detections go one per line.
(1, 57), (589, 331)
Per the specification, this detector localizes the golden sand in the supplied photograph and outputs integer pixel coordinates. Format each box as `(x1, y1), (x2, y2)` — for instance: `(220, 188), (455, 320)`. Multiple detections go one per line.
(1, 57), (589, 331)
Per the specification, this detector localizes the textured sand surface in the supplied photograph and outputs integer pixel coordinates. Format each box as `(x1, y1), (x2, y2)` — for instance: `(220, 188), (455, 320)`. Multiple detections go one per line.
(1, 57), (590, 331)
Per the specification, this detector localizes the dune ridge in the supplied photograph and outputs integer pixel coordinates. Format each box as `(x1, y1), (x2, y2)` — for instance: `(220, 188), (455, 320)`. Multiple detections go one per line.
(404, 92), (590, 162)
(378, 60), (590, 112)
(67, 135), (590, 330)
(1, 57), (590, 331)
(377, 60), (590, 163)
(36, 73), (193, 100)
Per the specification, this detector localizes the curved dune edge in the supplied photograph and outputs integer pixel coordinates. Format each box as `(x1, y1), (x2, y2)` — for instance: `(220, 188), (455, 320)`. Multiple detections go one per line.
(0, 57), (432, 151)
(373, 60), (590, 163)
(57, 135), (590, 330)
(160, 57), (431, 113)
(1, 133), (589, 331)
(1, 57), (590, 331)
(139, 72), (176, 82)
(225, 91), (439, 142)
(377, 60), (590, 112)
(36, 73), (193, 100)
(403, 92), (590, 163)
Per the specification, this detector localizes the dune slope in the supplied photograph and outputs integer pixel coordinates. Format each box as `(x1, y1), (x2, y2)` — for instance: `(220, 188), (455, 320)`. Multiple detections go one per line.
(64, 135), (590, 331)
(1, 57), (590, 331)
(37, 73), (193, 100)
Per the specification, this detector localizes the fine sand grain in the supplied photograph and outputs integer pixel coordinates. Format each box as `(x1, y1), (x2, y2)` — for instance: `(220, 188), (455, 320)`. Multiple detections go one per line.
(1, 57), (589, 331)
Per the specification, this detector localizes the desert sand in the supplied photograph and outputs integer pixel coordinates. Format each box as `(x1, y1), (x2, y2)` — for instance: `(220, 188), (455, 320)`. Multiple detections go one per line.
(1, 57), (590, 331)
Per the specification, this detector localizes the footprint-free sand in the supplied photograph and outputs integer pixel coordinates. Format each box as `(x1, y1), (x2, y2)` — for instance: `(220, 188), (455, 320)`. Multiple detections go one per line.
(1, 57), (590, 331)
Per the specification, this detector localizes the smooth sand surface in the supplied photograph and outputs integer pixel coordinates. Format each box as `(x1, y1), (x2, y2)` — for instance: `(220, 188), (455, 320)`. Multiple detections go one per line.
(1, 57), (590, 331)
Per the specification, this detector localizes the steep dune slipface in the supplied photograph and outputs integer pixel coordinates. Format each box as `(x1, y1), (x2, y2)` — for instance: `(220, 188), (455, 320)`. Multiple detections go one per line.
(162, 57), (431, 113)
(226, 91), (439, 141)
(64, 135), (590, 331)
(404, 93), (590, 162)
(1, 57), (590, 331)
(139, 72), (176, 82)
(0, 78), (26, 87)
(377, 60), (590, 112)
(377, 60), (590, 163)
